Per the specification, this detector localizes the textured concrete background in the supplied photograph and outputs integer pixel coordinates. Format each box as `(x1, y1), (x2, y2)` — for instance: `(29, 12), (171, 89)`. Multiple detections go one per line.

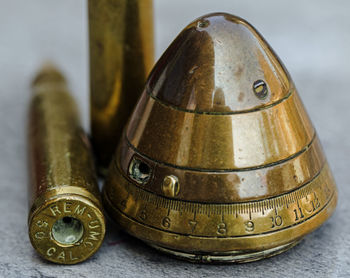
(0, 0), (349, 277)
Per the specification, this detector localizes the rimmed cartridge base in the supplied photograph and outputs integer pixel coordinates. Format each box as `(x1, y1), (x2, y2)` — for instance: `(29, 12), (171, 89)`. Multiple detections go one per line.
(29, 188), (105, 264)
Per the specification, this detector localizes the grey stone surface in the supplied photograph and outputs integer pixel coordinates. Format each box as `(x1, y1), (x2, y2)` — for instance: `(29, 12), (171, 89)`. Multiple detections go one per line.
(0, 0), (349, 277)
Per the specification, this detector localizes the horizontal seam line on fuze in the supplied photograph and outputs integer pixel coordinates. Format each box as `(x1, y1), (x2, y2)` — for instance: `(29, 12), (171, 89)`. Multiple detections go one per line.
(125, 133), (316, 173)
(146, 87), (294, 115)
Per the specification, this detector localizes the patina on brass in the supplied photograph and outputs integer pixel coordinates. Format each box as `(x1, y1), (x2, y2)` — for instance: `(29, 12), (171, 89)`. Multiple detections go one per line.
(103, 13), (338, 263)
(89, 0), (154, 174)
(28, 65), (105, 264)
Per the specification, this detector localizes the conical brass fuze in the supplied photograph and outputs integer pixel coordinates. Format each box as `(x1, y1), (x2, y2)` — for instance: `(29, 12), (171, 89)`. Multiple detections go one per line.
(104, 13), (337, 263)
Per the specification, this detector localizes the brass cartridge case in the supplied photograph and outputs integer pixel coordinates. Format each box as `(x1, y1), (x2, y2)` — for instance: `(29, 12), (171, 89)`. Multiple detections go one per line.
(104, 13), (337, 263)
(89, 0), (154, 174)
(28, 65), (105, 264)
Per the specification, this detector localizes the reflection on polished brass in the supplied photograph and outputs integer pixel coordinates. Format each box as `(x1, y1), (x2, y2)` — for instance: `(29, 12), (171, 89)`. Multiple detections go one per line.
(28, 65), (105, 264)
(104, 13), (337, 263)
(89, 0), (154, 174)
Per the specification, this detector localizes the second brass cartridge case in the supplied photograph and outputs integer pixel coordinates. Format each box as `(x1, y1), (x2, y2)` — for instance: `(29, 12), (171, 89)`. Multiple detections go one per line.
(28, 65), (105, 264)
(89, 0), (154, 173)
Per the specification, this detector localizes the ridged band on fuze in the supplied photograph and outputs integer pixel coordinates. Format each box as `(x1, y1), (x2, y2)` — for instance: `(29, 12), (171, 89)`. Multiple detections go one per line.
(117, 134), (324, 202)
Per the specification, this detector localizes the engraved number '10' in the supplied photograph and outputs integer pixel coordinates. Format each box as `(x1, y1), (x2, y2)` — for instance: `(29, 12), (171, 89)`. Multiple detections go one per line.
(271, 215), (283, 228)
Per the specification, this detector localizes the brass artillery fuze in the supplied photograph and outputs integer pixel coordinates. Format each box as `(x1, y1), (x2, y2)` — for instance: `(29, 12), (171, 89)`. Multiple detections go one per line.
(104, 13), (337, 263)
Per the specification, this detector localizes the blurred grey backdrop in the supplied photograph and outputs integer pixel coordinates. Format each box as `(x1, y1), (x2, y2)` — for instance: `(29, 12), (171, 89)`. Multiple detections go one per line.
(0, 0), (349, 277)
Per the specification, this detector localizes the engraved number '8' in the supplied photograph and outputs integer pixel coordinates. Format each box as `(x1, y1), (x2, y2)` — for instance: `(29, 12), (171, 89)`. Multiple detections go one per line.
(217, 222), (227, 235)
(245, 221), (254, 232)
(162, 217), (171, 229)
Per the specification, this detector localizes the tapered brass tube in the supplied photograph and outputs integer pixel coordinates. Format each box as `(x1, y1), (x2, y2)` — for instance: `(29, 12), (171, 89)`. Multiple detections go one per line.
(28, 65), (105, 264)
(89, 0), (154, 174)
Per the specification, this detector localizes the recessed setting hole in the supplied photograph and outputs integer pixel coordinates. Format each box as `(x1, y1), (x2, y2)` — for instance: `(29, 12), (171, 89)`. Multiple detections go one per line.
(52, 217), (84, 245)
(253, 79), (268, 99)
(129, 157), (152, 185)
(197, 20), (209, 28)
(138, 162), (150, 175)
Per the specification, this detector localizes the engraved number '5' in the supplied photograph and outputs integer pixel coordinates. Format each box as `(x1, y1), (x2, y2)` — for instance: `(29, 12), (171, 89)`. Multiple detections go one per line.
(36, 220), (48, 228)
